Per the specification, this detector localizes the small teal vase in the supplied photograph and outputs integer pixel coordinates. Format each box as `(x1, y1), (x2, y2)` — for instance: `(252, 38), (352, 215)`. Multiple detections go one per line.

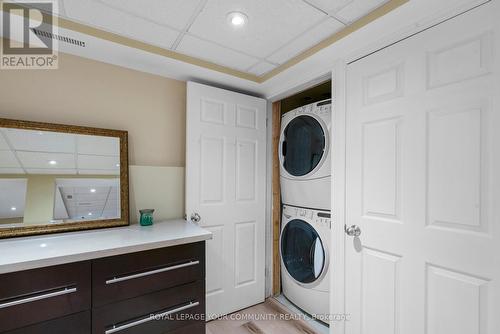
(139, 209), (154, 226)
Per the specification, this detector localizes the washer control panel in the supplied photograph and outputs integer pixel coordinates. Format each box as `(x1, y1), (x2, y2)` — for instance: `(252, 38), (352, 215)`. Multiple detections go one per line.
(282, 205), (331, 229)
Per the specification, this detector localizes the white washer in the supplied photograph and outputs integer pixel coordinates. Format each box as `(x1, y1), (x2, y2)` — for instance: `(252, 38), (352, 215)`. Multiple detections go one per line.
(279, 99), (331, 210)
(280, 205), (330, 321)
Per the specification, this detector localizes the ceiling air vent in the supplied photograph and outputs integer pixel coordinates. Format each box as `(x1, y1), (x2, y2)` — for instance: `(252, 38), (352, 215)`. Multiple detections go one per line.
(31, 28), (86, 47)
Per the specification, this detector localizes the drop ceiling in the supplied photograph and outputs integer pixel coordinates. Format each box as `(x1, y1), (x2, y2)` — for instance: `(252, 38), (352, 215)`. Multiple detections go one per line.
(54, 178), (120, 220)
(19, 0), (404, 81)
(0, 128), (120, 175)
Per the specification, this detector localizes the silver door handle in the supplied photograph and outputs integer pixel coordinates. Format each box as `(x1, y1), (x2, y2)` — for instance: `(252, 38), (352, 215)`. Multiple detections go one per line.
(105, 301), (200, 334)
(190, 212), (201, 224)
(0, 287), (77, 309)
(106, 261), (199, 285)
(345, 225), (362, 237)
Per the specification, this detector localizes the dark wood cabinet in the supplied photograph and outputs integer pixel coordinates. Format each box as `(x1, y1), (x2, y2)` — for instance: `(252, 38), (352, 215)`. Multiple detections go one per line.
(0, 242), (205, 334)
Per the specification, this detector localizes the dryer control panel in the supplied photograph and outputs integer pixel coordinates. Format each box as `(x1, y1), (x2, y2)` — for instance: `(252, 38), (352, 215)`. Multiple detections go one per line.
(290, 99), (331, 116)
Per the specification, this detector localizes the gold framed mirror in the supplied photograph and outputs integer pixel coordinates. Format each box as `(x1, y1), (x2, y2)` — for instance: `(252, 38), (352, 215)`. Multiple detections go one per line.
(0, 118), (129, 238)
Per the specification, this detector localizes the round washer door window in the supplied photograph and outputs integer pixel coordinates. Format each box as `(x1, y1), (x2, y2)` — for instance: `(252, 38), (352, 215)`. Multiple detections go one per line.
(282, 115), (325, 176)
(281, 219), (325, 284)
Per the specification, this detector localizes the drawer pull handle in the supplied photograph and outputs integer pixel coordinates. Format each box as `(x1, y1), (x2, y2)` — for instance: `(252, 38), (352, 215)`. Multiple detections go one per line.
(105, 301), (200, 334)
(105, 260), (200, 285)
(0, 287), (77, 309)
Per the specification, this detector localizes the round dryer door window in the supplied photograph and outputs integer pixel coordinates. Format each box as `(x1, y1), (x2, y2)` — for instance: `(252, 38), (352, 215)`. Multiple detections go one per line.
(282, 115), (325, 176)
(281, 219), (325, 284)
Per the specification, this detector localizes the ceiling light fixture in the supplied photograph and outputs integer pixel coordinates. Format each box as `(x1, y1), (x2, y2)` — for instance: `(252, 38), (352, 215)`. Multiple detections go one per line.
(48, 160), (57, 165)
(88, 212), (93, 216)
(90, 188), (96, 193)
(227, 11), (248, 27)
(11, 207), (16, 211)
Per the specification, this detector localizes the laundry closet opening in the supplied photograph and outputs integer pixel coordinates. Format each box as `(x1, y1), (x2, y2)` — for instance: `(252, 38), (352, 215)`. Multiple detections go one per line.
(271, 80), (332, 329)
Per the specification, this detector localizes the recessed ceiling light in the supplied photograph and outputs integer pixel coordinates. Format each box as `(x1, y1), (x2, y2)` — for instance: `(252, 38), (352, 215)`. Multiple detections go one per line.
(88, 212), (93, 216)
(48, 160), (57, 165)
(90, 188), (96, 193)
(115, 163), (120, 167)
(227, 11), (248, 27)
(10, 207), (16, 211)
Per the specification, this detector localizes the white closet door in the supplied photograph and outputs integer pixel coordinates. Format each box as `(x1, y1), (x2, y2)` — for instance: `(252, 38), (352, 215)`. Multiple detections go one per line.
(185, 82), (267, 317)
(344, 2), (500, 334)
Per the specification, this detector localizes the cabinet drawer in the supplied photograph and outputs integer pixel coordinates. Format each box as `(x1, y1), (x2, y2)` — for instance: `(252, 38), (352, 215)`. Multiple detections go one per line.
(0, 261), (91, 332)
(92, 280), (205, 334)
(3, 311), (90, 334)
(92, 242), (205, 307)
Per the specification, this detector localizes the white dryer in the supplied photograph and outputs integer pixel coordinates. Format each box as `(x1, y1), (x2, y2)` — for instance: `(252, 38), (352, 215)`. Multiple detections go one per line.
(279, 99), (331, 210)
(280, 205), (330, 321)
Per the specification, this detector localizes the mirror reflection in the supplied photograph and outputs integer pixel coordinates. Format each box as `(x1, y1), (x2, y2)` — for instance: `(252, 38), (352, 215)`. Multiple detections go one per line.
(0, 127), (121, 227)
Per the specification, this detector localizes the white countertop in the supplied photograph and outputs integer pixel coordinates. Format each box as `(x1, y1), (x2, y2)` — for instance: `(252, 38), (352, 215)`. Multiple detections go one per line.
(0, 219), (212, 274)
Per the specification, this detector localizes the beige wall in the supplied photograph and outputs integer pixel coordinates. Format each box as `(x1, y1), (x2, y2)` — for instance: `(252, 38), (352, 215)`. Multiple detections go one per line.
(0, 51), (186, 167)
(23, 175), (56, 225)
(0, 51), (187, 223)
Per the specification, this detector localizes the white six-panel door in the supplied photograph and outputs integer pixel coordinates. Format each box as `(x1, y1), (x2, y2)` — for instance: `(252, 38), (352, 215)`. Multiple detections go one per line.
(186, 82), (267, 318)
(344, 2), (499, 334)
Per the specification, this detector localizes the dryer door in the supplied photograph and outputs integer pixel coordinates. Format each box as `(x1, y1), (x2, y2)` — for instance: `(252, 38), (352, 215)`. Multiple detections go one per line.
(281, 219), (325, 285)
(282, 115), (325, 177)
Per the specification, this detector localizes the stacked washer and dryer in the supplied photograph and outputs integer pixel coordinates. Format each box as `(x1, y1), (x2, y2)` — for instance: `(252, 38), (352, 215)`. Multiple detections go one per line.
(279, 99), (331, 321)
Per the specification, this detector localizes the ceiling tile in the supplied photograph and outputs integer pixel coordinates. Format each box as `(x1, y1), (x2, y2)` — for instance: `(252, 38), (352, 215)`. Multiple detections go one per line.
(63, 0), (180, 49)
(77, 154), (120, 170)
(247, 61), (277, 76)
(304, 0), (353, 14)
(77, 135), (120, 156)
(188, 0), (326, 59)
(177, 34), (259, 71)
(3, 128), (75, 153)
(74, 186), (110, 195)
(98, 0), (205, 31)
(0, 132), (10, 150)
(335, 0), (389, 23)
(267, 17), (344, 64)
(17, 152), (76, 169)
(0, 151), (21, 168)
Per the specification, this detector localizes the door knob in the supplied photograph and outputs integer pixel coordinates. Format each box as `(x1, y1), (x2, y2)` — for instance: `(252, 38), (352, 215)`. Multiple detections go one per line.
(345, 225), (361, 237)
(190, 212), (201, 224)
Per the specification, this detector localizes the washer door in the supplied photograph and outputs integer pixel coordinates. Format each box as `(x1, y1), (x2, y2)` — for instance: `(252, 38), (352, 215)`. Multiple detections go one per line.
(281, 219), (325, 284)
(282, 115), (325, 177)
